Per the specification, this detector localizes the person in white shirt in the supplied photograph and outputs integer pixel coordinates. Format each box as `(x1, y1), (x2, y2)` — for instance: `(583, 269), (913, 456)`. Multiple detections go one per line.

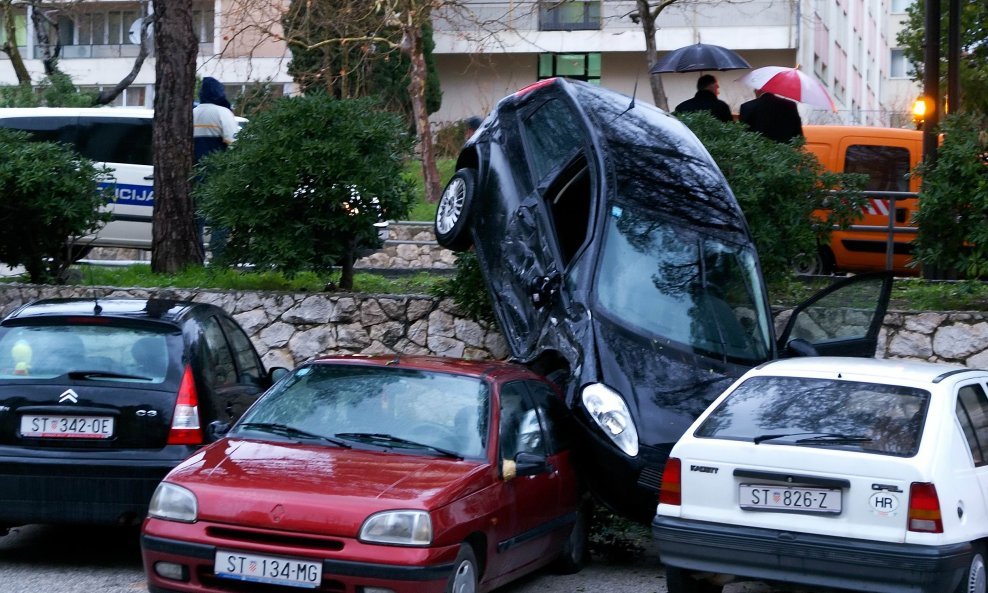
(192, 77), (238, 258)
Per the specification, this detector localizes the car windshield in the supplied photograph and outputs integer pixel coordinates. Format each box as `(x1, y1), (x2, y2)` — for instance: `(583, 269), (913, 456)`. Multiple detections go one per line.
(695, 375), (930, 456)
(0, 324), (174, 382)
(237, 364), (491, 460)
(595, 213), (772, 364)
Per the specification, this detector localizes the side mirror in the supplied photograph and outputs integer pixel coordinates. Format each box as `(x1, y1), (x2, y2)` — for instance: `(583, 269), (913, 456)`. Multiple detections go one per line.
(207, 420), (231, 441)
(785, 338), (820, 357)
(269, 367), (290, 383)
(508, 452), (548, 480)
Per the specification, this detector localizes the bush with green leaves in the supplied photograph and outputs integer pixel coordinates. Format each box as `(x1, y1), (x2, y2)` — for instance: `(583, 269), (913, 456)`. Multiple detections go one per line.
(0, 128), (111, 283)
(912, 113), (988, 277)
(675, 112), (867, 279)
(195, 94), (415, 289)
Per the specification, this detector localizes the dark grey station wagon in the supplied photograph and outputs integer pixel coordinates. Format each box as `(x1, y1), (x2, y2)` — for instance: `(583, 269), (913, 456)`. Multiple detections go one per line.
(0, 298), (286, 531)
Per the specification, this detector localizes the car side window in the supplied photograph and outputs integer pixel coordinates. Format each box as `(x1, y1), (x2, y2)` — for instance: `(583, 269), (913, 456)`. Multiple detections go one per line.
(844, 145), (911, 192)
(0, 116), (78, 146)
(524, 381), (572, 454)
(521, 98), (584, 183)
(200, 316), (238, 390)
(956, 383), (988, 466)
(217, 315), (264, 386)
(499, 381), (545, 460)
(77, 117), (153, 166)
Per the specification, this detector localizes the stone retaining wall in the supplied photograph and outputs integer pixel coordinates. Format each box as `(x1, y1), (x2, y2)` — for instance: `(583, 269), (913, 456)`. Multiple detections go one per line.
(1, 284), (986, 370)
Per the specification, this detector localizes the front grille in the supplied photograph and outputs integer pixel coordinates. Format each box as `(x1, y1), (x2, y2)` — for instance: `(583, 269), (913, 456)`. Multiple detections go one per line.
(206, 526), (345, 552)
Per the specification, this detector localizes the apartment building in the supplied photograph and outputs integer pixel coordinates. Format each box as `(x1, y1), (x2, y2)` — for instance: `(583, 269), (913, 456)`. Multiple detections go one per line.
(0, 0), (919, 126)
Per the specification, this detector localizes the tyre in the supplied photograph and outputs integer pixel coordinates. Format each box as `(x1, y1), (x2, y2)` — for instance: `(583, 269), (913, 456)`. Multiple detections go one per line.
(954, 543), (987, 593)
(792, 247), (835, 276)
(445, 544), (479, 593)
(665, 565), (724, 593)
(553, 505), (590, 574)
(435, 168), (477, 251)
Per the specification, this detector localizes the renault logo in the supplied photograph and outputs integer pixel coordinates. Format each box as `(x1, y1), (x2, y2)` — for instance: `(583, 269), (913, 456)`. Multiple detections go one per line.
(58, 389), (79, 404)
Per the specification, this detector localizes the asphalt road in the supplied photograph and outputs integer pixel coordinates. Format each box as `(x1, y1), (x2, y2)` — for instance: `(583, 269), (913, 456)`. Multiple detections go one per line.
(0, 524), (810, 593)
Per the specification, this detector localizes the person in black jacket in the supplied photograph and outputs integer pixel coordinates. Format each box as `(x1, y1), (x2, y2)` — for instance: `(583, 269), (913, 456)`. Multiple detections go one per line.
(739, 89), (804, 144)
(674, 74), (733, 123)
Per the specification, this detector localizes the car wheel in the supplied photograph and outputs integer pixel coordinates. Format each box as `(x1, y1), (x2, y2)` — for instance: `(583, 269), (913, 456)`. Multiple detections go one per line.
(955, 543), (987, 593)
(553, 505), (590, 574)
(446, 544), (479, 593)
(435, 168), (477, 251)
(665, 565), (723, 593)
(792, 247), (834, 276)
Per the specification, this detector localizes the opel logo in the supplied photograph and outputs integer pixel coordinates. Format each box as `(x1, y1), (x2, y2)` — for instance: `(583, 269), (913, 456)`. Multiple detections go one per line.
(58, 389), (79, 404)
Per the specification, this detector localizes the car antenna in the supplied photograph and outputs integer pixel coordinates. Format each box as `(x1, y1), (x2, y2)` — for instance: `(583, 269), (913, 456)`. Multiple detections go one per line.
(85, 258), (102, 315)
(611, 72), (639, 122)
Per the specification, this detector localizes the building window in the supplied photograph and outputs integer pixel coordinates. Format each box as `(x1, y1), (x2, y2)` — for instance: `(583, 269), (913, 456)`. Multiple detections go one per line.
(539, 1), (600, 31)
(0, 12), (28, 46)
(538, 53), (601, 84)
(192, 8), (215, 43)
(78, 85), (150, 108)
(890, 0), (912, 13)
(890, 49), (913, 79)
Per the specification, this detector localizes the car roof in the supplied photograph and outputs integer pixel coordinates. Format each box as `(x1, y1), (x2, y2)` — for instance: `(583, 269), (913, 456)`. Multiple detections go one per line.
(754, 356), (983, 385)
(308, 354), (541, 382)
(2, 298), (203, 325)
(0, 107), (155, 119)
(803, 125), (924, 142)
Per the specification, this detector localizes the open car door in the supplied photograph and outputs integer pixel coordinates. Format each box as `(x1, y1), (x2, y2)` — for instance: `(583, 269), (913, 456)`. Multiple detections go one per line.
(777, 272), (893, 358)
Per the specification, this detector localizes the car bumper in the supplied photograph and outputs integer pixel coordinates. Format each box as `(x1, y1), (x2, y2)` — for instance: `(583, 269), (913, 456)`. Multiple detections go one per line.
(653, 515), (971, 593)
(0, 449), (192, 526)
(142, 526), (456, 593)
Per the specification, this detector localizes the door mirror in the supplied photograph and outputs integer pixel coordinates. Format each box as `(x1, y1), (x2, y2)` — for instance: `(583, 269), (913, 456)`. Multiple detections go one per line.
(269, 367), (290, 383)
(207, 420), (230, 441)
(784, 338), (820, 357)
(501, 453), (549, 481)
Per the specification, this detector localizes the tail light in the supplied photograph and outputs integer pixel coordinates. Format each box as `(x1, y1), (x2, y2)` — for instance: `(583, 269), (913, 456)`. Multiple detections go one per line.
(167, 365), (203, 445)
(907, 482), (943, 533)
(658, 457), (682, 506)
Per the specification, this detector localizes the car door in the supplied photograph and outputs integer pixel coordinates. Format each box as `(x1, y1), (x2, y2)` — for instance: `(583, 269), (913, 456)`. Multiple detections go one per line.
(776, 271), (893, 357)
(493, 380), (564, 577)
(954, 381), (988, 525)
(495, 93), (592, 359)
(198, 315), (267, 427)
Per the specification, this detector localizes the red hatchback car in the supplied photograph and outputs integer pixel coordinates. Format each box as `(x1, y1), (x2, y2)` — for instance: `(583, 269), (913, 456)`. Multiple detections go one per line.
(141, 355), (589, 593)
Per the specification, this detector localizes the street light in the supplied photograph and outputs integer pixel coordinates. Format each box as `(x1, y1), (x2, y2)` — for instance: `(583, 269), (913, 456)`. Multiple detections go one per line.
(911, 97), (927, 129)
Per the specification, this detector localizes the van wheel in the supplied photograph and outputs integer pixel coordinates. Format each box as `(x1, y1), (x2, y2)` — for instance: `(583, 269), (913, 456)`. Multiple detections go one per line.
(665, 566), (723, 593)
(792, 247), (834, 276)
(435, 169), (476, 251)
(446, 544), (479, 593)
(954, 543), (986, 593)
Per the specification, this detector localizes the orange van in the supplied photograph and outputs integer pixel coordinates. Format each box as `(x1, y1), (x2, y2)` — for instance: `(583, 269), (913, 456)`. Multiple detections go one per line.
(801, 125), (923, 275)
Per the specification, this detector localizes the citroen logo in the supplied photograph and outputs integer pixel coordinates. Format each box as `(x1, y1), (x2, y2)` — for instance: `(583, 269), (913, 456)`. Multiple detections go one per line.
(58, 389), (79, 404)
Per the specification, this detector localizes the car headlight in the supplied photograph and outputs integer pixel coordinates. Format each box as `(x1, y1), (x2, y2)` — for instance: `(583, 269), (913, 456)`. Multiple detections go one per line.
(148, 482), (198, 523)
(581, 383), (639, 457)
(359, 510), (432, 546)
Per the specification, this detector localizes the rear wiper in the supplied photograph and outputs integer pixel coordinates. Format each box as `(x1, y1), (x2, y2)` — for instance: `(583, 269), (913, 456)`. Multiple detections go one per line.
(753, 432), (872, 445)
(335, 432), (462, 459)
(238, 422), (350, 448)
(69, 370), (152, 381)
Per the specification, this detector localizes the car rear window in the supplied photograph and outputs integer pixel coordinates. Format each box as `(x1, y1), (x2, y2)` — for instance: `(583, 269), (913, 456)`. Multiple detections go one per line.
(0, 323), (176, 382)
(695, 375), (930, 456)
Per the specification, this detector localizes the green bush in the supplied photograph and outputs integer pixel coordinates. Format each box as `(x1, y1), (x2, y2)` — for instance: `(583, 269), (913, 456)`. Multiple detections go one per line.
(195, 94), (416, 289)
(676, 112), (867, 279)
(912, 113), (988, 277)
(0, 128), (111, 283)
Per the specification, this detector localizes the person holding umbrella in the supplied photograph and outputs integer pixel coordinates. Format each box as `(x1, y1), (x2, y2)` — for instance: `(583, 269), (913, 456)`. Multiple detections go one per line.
(674, 74), (733, 123)
(739, 89), (803, 144)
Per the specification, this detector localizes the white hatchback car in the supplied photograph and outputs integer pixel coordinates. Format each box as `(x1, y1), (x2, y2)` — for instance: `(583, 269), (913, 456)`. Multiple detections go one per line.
(654, 357), (988, 593)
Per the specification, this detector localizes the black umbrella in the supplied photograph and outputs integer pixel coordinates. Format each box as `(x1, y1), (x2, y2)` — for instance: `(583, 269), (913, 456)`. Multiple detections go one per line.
(649, 43), (751, 74)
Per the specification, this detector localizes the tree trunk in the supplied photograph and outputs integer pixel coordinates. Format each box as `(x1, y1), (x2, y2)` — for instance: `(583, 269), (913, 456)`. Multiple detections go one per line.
(402, 24), (442, 203)
(1, 1), (32, 86)
(637, 0), (669, 111)
(339, 239), (356, 291)
(151, 0), (202, 273)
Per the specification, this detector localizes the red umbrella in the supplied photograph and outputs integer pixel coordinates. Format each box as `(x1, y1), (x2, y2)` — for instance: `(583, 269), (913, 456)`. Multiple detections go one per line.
(738, 66), (836, 112)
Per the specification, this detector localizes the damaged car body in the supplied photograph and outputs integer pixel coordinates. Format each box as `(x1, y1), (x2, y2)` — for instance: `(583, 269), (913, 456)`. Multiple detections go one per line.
(435, 77), (892, 521)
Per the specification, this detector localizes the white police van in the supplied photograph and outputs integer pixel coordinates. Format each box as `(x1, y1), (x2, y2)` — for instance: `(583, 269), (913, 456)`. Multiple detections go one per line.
(0, 107), (160, 254)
